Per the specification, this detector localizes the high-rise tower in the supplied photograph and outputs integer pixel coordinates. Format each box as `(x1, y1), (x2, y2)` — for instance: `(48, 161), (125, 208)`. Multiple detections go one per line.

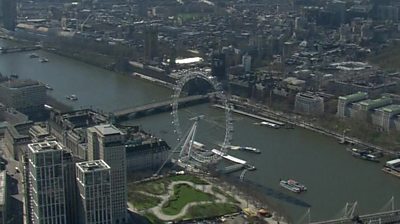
(144, 25), (159, 62)
(76, 160), (112, 224)
(1, 0), (17, 31)
(27, 141), (66, 224)
(87, 124), (127, 224)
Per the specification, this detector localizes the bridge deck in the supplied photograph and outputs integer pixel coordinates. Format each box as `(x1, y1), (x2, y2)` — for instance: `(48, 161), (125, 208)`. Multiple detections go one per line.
(113, 95), (209, 117)
(0, 46), (41, 54)
(311, 209), (400, 224)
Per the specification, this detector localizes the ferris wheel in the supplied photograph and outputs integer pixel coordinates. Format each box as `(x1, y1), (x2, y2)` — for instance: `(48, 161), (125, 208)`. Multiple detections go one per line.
(171, 70), (234, 164)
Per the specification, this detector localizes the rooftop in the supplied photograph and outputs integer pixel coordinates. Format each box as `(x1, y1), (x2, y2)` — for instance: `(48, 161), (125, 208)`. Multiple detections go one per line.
(94, 124), (123, 136)
(380, 105), (400, 115)
(77, 160), (110, 172)
(58, 109), (108, 129)
(28, 141), (63, 153)
(29, 124), (49, 137)
(175, 57), (203, 65)
(358, 97), (392, 110)
(339, 92), (368, 103)
(296, 92), (323, 100)
(283, 77), (306, 85)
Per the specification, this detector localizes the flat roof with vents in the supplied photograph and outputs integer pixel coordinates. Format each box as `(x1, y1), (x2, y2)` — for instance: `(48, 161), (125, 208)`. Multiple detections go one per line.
(93, 124), (123, 136)
(28, 141), (63, 153)
(77, 160), (110, 172)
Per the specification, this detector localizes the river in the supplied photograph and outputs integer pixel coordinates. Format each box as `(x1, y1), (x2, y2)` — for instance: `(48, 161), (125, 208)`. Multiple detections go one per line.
(0, 39), (399, 222)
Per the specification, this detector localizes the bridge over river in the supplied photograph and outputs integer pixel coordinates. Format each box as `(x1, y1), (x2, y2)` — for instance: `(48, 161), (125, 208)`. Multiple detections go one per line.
(0, 46), (41, 54)
(311, 209), (400, 224)
(112, 94), (210, 122)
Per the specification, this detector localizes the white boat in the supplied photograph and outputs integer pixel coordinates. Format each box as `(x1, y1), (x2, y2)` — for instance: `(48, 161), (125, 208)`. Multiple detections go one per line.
(218, 143), (260, 153)
(258, 121), (280, 128)
(29, 53), (39, 58)
(66, 94), (78, 101)
(280, 179), (307, 193)
(287, 179), (307, 191)
(45, 84), (53, 90)
(280, 180), (301, 193)
(240, 146), (261, 153)
(191, 141), (205, 150)
(39, 58), (49, 63)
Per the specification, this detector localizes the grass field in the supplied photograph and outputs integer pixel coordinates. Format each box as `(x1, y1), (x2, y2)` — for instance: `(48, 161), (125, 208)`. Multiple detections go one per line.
(127, 191), (161, 211)
(184, 203), (240, 220)
(168, 174), (209, 185)
(161, 183), (215, 215)
(132, 179), (168, 195)
(128, 174), (243, 221)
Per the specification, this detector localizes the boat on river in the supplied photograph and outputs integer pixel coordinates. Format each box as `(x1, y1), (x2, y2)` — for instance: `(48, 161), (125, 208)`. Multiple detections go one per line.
(39, 58), (49, 63)
(239, 146), (260, 153)
(382, 159), (400, 178)
(280, 180), (301, 193)
(66, 94), (78, 101)
(280, 179), (307, 193)
(219, 144), (261, 153)
(45, 84), (53, 90)
(10, 74), (18, 79)
(348, 148), (379, 162)
(257, 121), (280, 129)
(29, 53), (39, 58)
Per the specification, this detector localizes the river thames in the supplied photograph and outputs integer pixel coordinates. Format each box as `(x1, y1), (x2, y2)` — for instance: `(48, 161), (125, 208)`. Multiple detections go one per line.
(0, 39), (399, 222)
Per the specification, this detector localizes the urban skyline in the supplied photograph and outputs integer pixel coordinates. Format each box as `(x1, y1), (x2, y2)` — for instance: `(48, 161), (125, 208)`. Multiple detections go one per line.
(0, 0), (399, 223)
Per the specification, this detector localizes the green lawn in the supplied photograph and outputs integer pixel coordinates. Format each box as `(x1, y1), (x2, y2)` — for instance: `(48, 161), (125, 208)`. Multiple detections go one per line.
(177, 13), (203, 21)
(132, 180), (168, 195)
(130, 175), (208, 196)
(161, 184), (215, 215)
(167, 174), (209, 185)
(127, 191), (161, 211)
(184, 203), (240, 220)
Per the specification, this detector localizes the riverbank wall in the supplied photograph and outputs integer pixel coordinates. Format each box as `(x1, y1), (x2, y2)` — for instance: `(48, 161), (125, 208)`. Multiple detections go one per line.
(229, 99), (399, 156)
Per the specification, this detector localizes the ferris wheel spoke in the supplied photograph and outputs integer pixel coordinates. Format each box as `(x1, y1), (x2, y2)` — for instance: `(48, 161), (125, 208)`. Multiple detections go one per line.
(169, 71), (234, 167)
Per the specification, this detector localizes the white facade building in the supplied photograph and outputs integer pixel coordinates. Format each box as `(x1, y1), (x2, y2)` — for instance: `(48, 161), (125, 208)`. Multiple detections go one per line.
(242, 54), (252, 73)
(28, 141), (66, 224)
(76, 160), (112, 224)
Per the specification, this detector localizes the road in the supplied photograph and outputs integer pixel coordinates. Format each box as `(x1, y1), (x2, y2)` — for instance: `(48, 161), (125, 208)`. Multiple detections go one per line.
(0, 139), (24, 224)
